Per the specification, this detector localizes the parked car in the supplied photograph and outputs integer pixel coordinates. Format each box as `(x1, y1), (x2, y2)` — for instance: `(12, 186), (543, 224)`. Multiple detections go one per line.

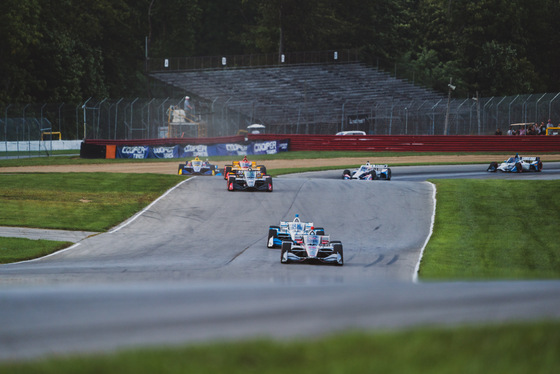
(335, 130), (366, 136)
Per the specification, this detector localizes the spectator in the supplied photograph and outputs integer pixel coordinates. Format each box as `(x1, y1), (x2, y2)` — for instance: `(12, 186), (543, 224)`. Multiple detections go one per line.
(507, 126), (514, 135)
(495, 128), (502, 135)
(519, 126), (526, 136)
(528, 124), (537, 135)
(184, 96), (192, 112)
(547, 119), (554, 128)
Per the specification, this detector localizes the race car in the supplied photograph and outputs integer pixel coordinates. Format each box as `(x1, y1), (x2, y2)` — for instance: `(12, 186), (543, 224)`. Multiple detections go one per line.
(342, 162), (391, 180)
(178, 156), (221, 176)
(487, 154), (543, 173)
(227, 168), (273, 192)
(280, 232), (343, 266)
(267, 214), (325, 248)
(223, 156), (267, 180)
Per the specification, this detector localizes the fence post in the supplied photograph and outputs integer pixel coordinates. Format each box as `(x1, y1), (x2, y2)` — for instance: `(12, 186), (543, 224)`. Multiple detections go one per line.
(508, 95), (519, 127)
(495, 97), (506, 133)
(4, 104), (11, 155)
(82, 97), (92, 139)
(482, 97), (494, 135)
(115, 98), (123, 140)
(548, 92), (560, 121)
(535, 93), (546, 123)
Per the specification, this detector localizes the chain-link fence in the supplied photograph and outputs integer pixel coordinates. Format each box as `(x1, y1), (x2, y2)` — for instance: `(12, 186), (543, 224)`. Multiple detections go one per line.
(2, 93), (560, 154)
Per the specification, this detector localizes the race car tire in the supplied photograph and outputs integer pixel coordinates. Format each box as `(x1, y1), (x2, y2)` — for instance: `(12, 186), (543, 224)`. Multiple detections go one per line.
(333, 243), (344, 266)
(268, 226), (280, 248)
(515, 162), (523, 173)
(370, 172), (377, 180)
(342, 170), (351, 179)
(266, 177), (273, 192)
(224, 166), (232, 180)
(227, 176), (235, 191)
(487, 162), (498, 172)
(537, 161), (543, 171)
(386, 168), (392, 180)
(281, 242), (291, 264)
(178, 164), (186, 175)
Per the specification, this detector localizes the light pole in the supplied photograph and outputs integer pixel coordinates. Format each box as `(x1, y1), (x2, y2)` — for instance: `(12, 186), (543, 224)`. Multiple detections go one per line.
(444, 78), (456, 135)
(472, 91), (481, 135)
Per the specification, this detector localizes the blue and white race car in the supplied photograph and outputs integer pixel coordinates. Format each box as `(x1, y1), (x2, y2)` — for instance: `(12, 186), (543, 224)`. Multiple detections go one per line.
(178, 157), (221, 176)
(487, 154), (543, 173)
(342, 162), (391, 180)
(267, 214), (325, 248)
(281, 233), (343, 266)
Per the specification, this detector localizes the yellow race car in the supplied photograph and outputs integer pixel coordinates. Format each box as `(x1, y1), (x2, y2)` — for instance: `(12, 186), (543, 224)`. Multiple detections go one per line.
(223, 156), (267, 179)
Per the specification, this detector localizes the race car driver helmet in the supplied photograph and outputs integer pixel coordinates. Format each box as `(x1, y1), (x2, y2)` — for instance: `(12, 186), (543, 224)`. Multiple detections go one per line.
(240, 156), (250, 168)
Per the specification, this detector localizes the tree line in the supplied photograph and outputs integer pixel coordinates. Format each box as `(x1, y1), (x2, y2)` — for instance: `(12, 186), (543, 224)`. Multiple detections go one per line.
(1, 0), (559, 105)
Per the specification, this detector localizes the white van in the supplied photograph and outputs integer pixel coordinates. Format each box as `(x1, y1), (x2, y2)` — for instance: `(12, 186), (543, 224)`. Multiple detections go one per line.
(335, 130), (366, 136)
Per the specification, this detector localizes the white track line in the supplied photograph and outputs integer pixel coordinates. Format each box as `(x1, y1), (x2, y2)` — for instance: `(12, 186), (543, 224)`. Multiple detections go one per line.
(413, 181), (436, 283)
(11, 243), (82, 265)
(10, 178), (196, 265)
(109, 177), (195, 234)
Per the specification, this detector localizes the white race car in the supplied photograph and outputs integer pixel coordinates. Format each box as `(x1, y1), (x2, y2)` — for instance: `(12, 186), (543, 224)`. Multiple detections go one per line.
(281, 233), (343, 266)
(267, 214), (325, 248)
(342, 162), (391, 180)
(227, 169), (273, 192)
(487, 154), (543, 173)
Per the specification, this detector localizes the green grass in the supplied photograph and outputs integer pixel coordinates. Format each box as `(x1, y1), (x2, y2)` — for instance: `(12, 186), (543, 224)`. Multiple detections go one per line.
(419, 179), (560, 280)
(1, 321), (558, 373)
(0, 173), (186, 231)
(0, 237), (72, 264)
(1, 156), (560, 368)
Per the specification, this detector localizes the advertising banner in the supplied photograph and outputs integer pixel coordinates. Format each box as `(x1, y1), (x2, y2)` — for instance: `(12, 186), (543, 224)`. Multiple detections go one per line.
(117, 146), (150, 159)
(116, 140), (289, 159)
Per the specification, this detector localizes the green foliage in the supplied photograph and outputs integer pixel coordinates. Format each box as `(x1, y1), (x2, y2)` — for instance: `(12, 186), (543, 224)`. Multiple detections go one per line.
(1, 0), (560, 104)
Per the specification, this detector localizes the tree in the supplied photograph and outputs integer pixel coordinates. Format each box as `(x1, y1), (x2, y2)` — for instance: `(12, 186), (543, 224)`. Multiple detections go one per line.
(0, 0), (41, 104)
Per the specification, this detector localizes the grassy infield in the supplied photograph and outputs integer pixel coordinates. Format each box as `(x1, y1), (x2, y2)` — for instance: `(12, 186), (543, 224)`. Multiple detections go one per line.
(1, 152), (559, 373)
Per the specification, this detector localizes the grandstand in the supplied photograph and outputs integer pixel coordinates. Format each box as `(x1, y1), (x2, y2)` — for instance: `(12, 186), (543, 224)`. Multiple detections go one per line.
(151, 62), (444, 135)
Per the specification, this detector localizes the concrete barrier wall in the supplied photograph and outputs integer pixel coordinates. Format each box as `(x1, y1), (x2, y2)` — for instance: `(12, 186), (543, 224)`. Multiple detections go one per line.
(1, 140), (82, 152)
(250, 134), (560, 153)
(82, 134), (560, 156)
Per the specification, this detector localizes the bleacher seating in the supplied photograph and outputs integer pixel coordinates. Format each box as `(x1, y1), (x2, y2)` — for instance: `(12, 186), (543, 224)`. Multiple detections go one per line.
(150, 62), (443, 132)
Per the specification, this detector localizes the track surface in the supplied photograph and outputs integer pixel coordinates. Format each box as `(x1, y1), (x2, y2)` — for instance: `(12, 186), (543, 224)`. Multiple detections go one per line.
(1, 164), (560, 360)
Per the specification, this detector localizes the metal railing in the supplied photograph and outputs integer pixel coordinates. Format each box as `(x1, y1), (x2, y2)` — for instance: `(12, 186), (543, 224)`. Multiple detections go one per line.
(147, 49), (361, 72)
(2, 92), (560, 153)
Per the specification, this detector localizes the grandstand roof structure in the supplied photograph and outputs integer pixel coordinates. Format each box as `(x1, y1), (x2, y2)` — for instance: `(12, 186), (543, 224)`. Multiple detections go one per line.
(150, 62), (444, 134)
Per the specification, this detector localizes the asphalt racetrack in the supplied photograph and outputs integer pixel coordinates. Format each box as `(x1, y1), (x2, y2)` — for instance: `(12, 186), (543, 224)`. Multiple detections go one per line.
(1, 163), (560, 360)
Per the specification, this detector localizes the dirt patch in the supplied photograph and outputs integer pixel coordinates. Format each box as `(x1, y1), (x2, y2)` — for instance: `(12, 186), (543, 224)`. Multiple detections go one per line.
(1, 154), (559, 174)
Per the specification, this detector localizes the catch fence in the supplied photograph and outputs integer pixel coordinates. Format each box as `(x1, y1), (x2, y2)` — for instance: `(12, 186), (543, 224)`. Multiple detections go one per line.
(2, 93), (560, 155)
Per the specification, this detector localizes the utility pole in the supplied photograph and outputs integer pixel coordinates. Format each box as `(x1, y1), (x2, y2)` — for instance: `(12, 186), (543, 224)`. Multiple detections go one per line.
(444, 78), (456, 135)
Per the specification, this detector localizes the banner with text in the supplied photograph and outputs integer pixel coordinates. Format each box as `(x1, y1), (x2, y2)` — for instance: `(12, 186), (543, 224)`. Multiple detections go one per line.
(116, 140), (289, 159)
